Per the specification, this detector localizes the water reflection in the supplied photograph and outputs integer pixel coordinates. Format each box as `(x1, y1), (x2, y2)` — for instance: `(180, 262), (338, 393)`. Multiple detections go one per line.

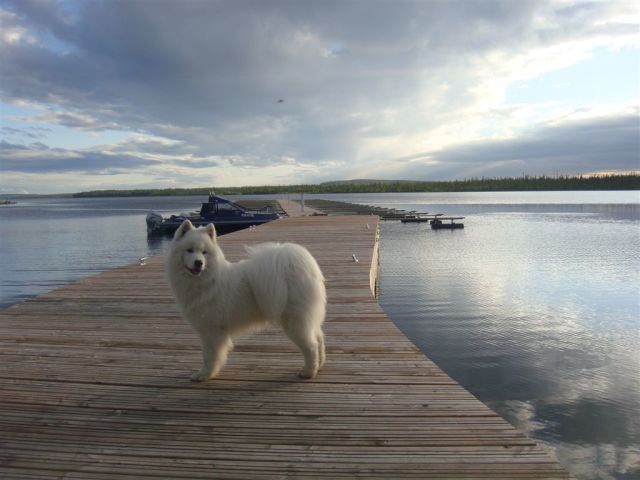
(146, 231), (172, 254)
(0, 204), (175, 309)
(494, 400), (640, 480)
(378, 206), (640, 480)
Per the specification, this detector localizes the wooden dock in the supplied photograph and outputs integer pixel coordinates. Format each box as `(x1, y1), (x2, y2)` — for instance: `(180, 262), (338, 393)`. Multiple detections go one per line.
(0, 211), (569, 479)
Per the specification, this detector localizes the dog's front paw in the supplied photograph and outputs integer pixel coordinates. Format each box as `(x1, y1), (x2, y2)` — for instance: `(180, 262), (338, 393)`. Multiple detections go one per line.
(190, 369), (213, 382)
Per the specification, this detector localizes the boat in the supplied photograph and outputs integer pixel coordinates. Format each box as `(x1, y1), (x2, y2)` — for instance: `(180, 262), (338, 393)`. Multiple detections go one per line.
(430, 217), (465, 229)
(146, 192), (281, 235)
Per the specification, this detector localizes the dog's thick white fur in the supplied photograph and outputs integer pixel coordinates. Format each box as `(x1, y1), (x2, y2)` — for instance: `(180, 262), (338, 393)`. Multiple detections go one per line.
(166, 220), (326, 381)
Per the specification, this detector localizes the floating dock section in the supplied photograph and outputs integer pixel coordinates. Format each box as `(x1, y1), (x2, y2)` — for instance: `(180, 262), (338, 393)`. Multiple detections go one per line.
(0, 208), (569, 478)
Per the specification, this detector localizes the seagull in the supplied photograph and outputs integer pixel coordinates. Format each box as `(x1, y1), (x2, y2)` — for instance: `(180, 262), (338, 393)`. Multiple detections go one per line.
(365, 223), (370, 230)
(352, 254), (359, 263)
(139, 256), (148, 266)
(277, 99), (284, 103)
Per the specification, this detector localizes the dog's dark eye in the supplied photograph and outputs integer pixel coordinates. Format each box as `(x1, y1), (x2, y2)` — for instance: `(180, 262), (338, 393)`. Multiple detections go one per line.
(187, 248), (194, 253)
(203, 251), (207, 255)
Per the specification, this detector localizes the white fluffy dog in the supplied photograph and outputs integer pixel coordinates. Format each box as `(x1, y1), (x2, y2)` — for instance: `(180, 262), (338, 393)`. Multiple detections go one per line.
(166, 220), (326, 381)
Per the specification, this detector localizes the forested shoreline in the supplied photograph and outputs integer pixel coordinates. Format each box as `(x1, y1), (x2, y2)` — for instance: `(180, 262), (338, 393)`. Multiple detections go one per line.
(72, 174), (640, 197)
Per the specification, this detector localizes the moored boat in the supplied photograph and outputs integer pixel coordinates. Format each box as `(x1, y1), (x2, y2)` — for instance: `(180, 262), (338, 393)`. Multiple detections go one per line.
(146, 192), (281, 235)
(430, 217), (465, 229)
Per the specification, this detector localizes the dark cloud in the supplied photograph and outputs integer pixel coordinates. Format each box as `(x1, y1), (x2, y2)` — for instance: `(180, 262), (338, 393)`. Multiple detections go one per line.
(1, 127), (23, 135)
(1, 126), (53, 139)
(0, 140), (30, 150)
(30, 111), (121, 131)
(0, 4), (610, 125)
(396, 111), (640, 179)
(0, 141), (160, 173)
(174, 158), (221, 169)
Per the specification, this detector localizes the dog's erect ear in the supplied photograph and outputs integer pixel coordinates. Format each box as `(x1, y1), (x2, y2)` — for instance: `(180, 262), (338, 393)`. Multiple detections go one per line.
(204, 223), (217, 241)
(174, 219), (194, 240)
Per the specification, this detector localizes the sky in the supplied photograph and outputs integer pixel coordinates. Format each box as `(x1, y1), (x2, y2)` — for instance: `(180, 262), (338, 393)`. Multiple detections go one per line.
(0, 0), (639, 194)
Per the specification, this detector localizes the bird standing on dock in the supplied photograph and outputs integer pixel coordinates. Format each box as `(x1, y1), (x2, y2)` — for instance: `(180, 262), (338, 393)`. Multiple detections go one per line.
(352, 254), (359, 263)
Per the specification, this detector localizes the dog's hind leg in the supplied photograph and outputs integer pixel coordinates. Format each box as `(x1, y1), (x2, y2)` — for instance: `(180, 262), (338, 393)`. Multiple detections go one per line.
(283, 322), (321, 379)
(190, 331), (233, 382)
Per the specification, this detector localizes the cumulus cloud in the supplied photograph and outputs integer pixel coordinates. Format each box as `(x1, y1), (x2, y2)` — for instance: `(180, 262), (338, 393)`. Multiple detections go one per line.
(0, 0), (638, 189)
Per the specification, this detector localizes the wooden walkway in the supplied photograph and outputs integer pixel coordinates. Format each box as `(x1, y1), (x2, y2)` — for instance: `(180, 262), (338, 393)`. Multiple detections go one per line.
(0, 212), (569, 479)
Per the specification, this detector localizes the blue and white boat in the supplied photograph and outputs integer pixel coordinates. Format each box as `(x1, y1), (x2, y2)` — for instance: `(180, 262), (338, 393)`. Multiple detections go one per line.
(146, 192), (281, 235)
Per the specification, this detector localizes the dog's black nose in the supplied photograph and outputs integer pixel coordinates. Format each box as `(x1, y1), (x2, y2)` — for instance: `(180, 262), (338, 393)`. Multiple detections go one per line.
(194, 260), (203, 268)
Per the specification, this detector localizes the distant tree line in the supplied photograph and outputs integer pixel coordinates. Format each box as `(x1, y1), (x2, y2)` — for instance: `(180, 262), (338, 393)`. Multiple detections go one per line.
(72, 174), (640, 197)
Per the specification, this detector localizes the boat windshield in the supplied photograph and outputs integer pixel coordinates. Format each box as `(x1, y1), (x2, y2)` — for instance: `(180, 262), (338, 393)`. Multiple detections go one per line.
(217, 201), (242, 212)
(200, 196), (245, 216)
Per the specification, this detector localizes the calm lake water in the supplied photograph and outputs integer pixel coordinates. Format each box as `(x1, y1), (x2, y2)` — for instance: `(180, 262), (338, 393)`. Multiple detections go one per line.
(1, 191), (639, 479)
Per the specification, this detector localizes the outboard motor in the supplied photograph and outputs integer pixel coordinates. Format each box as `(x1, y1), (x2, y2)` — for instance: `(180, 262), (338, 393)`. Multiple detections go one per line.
(146, 212), (164, 233)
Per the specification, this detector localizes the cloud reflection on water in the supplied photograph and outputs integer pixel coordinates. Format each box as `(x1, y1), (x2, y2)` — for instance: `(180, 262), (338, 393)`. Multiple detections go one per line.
(379, 203), (640, 480)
